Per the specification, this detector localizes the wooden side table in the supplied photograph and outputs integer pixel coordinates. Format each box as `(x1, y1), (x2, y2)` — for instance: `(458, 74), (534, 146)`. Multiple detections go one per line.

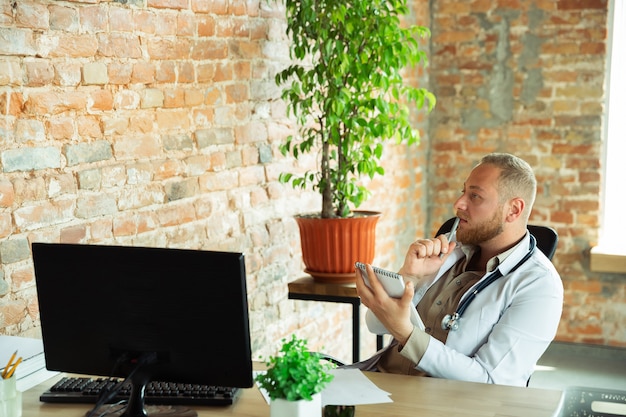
(287, 276), (383, 363)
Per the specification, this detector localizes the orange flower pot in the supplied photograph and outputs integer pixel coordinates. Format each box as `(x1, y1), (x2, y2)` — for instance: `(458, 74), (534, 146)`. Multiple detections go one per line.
(295, 211), (381, 283)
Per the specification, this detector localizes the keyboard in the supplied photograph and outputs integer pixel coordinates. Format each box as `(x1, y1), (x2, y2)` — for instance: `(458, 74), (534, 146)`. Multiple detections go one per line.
(40, 376), (241, 406)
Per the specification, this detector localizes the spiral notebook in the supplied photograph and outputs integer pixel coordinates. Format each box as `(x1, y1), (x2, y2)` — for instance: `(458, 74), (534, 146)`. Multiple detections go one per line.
(355, 262), (425, 331)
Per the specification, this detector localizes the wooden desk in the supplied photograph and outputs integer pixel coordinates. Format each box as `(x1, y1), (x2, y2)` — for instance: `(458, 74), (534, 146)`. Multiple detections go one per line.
(288, 276), (383, 363)
(23, 371), (563, 417)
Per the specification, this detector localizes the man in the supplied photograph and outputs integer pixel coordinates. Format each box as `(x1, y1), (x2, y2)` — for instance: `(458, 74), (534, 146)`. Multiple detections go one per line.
(355, 153), (563, 386)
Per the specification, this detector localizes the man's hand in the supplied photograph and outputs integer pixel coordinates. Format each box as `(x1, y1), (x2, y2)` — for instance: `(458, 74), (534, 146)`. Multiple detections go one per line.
(399, 236), (457, 286)
(355, 263), (415, 346)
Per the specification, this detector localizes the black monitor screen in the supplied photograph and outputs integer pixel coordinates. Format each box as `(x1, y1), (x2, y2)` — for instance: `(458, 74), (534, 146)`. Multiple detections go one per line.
(32, 242), (253, 413)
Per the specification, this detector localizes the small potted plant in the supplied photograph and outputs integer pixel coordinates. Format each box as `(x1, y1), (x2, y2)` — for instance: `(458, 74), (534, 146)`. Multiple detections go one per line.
(256, 335), (334, 417)
(276, 0), (436, 282)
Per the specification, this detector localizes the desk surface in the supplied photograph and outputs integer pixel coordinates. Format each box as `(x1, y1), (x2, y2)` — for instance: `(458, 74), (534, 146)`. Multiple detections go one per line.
(23, 371), (562, 417)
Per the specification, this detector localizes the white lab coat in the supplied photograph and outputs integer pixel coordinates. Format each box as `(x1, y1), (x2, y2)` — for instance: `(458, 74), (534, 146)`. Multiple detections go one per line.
(365, 233), (564, 386)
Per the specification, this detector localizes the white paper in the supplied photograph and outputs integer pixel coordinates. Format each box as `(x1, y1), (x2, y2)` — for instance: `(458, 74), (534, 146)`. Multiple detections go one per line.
(321, 368), (392, 406)
(254, 368), (392, 406)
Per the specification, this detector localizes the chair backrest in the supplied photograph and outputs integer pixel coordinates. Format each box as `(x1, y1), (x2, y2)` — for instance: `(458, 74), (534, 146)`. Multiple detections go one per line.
(435, 217), (558, 260)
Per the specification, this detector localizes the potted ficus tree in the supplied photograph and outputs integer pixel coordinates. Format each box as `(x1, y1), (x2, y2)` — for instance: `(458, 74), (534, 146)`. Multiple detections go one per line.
(256, 335), (334, 417)
(276, 0), (436, 282)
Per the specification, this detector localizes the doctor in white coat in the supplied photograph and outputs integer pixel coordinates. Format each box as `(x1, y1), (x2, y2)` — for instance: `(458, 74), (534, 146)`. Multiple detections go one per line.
(356, 153), (563, 386)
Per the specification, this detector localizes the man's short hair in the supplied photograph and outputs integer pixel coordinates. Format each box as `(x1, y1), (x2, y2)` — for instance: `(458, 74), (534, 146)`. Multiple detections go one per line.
(479, 153), (537, 220)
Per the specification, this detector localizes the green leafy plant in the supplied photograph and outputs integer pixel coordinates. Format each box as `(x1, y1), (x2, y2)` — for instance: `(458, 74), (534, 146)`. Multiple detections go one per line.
(277, 0), (436, 218)
(255, 335), (334, 401)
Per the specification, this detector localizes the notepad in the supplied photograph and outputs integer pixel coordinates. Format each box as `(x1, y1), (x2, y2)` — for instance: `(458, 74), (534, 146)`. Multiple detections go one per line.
(355, 262), (404, 297)
(355, 262), (425, 331)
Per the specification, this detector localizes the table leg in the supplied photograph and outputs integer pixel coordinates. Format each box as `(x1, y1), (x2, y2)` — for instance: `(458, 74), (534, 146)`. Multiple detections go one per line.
(352, 300), (360, 363)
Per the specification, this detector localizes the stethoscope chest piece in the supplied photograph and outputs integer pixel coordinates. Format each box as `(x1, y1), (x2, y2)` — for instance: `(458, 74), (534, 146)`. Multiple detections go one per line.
(441, 313), (460, 331)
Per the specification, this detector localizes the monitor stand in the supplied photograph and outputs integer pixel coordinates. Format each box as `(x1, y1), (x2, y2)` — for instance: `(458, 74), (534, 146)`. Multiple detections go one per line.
(85, 368), (198, 417)
(86, 405), (197, 417)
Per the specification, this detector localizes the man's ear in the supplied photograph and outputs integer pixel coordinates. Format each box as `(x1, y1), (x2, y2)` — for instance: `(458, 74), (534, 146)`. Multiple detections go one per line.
(505, 197), (525, 222)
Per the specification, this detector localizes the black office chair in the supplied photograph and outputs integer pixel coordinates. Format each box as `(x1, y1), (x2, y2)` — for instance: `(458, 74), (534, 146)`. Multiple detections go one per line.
(435, 217), (559, 260)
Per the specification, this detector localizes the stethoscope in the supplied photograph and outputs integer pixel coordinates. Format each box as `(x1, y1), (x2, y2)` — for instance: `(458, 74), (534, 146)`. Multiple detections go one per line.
(441, 234), (537, 331)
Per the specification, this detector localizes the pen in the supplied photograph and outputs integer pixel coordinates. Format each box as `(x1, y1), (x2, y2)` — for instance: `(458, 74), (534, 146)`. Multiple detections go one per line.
(1, 350), (17, 379)
(440, 217), (460, 258)
(4, 356), (22, 379)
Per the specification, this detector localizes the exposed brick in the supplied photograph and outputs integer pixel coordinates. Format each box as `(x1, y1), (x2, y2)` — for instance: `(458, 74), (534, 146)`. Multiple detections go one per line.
(164, 178), (200, 202)
(64, 140), (113, 166)
(236, 120), (267, 144)
(131, 61), (156, 84)
(0, 179), (14, 208)
(163, 89), (185, 108)
(156, 202), (196, 227)
(118, 184), (164, 210)
(178, 61), (195, 83)
(50, 34), (99, 58)
(90, 218), (114, 241)
(97, 33), (142, 58)
(113, 134), (161, 160)
(24, 91), (88, 115)
(109, 7), (134, 32)
(0, 28), (36, 56)
(15, 2), (49, 30)
(80, 5), (108, 32)
(54, 62), (82, 87)
(1, 147), (62, 172)
(83, 62), (108, 85)
(155, 109), (190, 130)
(191, 39), (228, 60)
(13, 199), (74, 232)
(140, 88), (165, 108)
(558, 0), (608, 10)
(89, 89), (114, 112)
(13, 177), (47, 204)
(77, 169), (102, 190)
(198, 15), (215, 36)
(195, 128), (234, 147)
(108, 62), (133, 85)
(60, 224), (87, 243)
(147, 38), (191, 60)
(0, 0), (619, 355)
(192, 0), (228, 14)
(75, 193), (117, 218)
(0, 214), (10, 240)
(156, 61), (177, 83)
(14, 119), (46, 143)
(148, 0), (189, 10)
(49, 4), (79, 32)
(134, 10), (156, 34)
(163, 133), (193, 151)
(25, 60), (55, 87)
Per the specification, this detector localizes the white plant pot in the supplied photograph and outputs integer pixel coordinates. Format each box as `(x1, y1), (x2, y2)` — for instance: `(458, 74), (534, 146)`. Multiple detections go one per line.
(270, 392), (322, 417)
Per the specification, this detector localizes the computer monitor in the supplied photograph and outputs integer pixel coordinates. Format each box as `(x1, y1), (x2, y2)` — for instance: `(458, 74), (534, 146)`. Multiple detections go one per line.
(32, 242), (253, 417)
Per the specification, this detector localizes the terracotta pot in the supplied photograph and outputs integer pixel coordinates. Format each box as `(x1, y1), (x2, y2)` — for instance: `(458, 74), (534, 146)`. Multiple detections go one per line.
(295, 211), (381, 283)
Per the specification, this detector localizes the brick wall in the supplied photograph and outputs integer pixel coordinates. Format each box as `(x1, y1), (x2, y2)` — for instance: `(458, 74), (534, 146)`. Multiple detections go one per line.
(0, 0), (623, 368)
(428, 0), (625, 347)
(0, 0), (426, 362)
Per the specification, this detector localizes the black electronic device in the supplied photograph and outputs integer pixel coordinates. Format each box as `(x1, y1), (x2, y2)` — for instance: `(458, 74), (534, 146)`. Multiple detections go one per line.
(32, 242), (253, 417)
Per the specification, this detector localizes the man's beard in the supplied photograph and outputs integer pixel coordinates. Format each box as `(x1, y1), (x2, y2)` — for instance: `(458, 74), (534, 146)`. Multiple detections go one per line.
(457, 208), (504, 245)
